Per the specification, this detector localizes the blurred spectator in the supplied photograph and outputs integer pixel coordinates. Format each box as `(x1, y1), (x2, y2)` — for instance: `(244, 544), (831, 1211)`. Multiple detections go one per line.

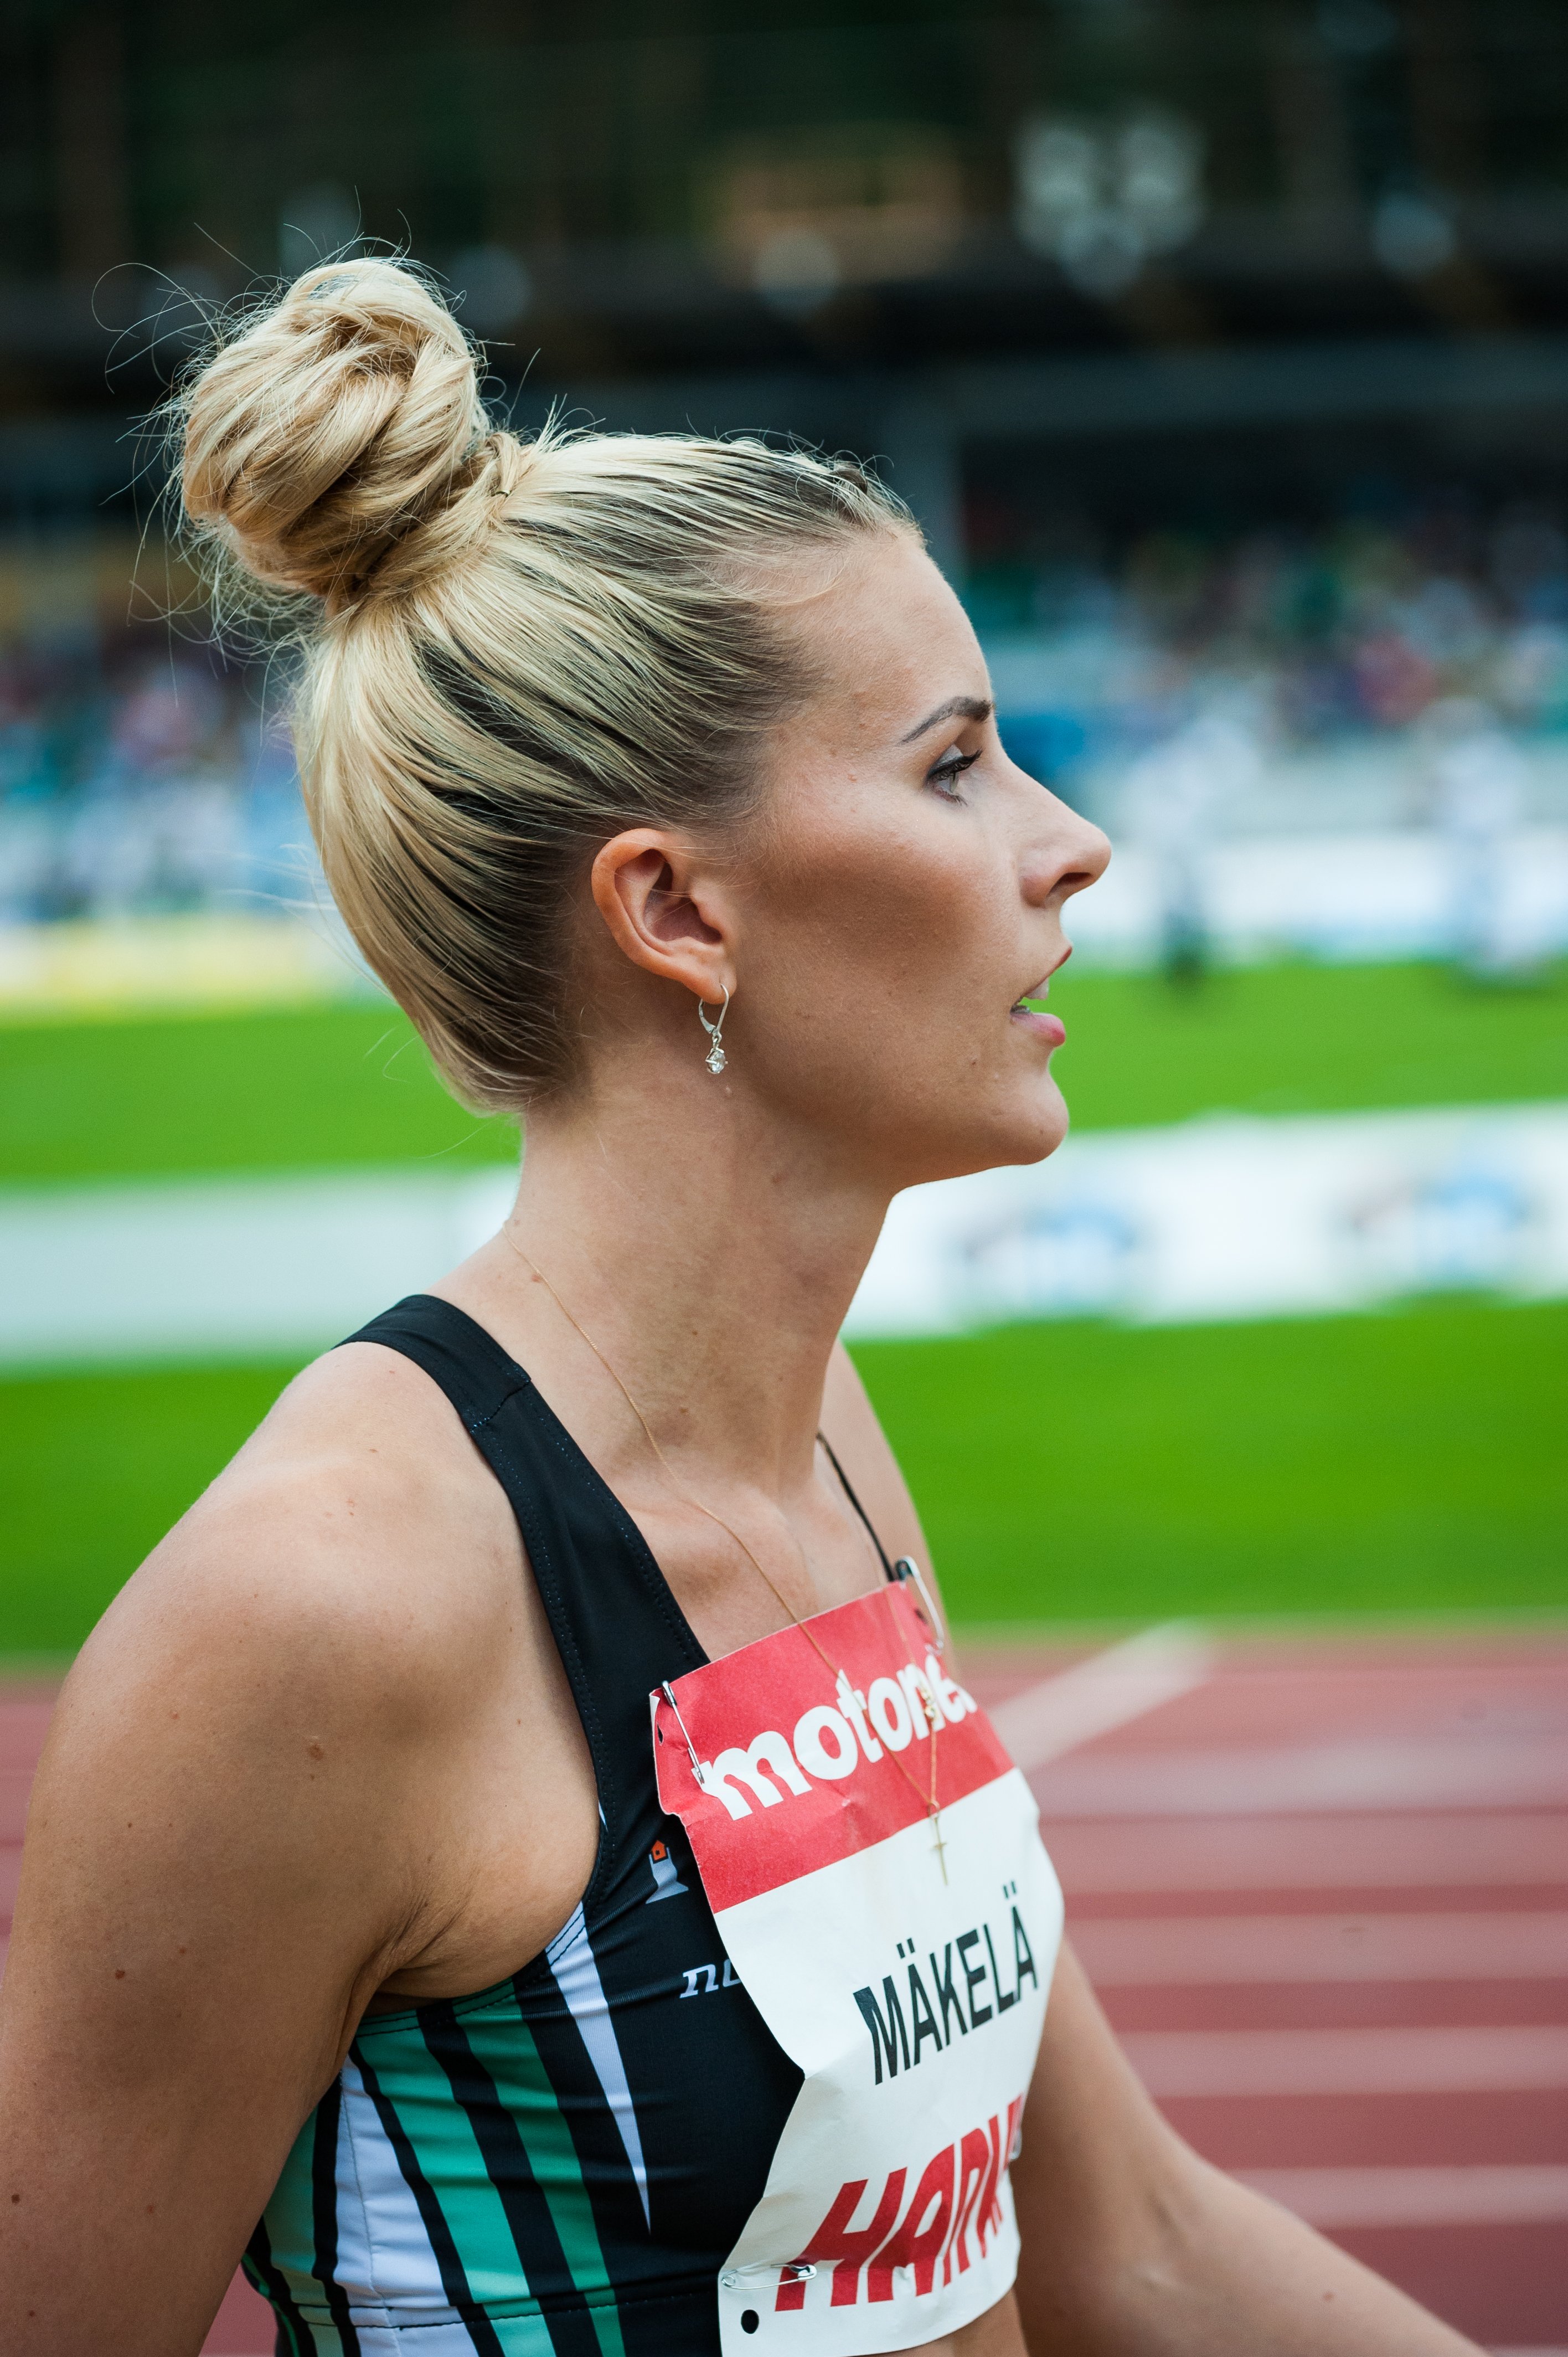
(1417, 697), (1530, 980)
(1119, 705), (1266, 982)
(0, 576), (316, 927)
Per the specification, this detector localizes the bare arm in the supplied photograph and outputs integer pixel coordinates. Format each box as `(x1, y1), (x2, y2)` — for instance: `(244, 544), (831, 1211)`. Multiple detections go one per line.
(831, 1348), (1484, 2357)
(1014, 1943), (1483, 2353)
(0, 1351), (558, 2356)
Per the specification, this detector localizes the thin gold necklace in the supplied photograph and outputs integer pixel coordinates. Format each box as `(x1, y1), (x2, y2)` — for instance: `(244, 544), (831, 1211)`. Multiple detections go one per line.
(499, 1222), (946, 1876)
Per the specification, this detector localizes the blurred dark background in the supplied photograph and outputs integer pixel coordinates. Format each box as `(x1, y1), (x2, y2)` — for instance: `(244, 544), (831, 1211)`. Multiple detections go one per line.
(7, 0), (1568, 560)
(9, 0), (1568, 929)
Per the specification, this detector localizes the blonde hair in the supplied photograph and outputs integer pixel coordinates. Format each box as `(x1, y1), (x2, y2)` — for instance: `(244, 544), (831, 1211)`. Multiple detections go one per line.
(177, 258), (911, 1107)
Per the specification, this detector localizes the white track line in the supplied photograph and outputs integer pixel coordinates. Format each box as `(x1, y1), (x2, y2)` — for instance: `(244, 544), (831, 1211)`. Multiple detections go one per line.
(1072, 1911), (1568, 1985)
(1047, 1813), (1568, 1892)
(988, 1622), (1214, 1772)
(1124, 2024), (1568, 2098)
(1239, 2164), (1568, 2229)
(1031, 1740), (1568, 1816)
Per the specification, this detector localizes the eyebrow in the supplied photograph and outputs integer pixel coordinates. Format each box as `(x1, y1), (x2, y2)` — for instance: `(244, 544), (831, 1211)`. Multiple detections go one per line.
(898, 694), (993, 745)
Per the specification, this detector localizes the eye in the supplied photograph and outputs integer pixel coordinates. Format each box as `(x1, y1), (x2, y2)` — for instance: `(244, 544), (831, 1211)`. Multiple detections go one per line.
(926, 747), (980, 801)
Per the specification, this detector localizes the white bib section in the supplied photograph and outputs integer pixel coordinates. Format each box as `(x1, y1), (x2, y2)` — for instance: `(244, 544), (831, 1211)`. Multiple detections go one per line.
(653, 1583), (1062, 2355)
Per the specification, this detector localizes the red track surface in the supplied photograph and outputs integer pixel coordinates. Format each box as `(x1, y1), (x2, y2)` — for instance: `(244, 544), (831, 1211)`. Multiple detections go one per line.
(3, 1632), (1565, 2355)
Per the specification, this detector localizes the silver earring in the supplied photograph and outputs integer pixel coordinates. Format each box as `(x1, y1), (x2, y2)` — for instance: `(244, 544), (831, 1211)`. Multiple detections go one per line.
(698, 986), (730, 1075)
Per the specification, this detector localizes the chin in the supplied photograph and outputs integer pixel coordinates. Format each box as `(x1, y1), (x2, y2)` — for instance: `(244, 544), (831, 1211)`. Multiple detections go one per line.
(901, 1079), (1071, 1188)
(986, 1097), (1071, 1173)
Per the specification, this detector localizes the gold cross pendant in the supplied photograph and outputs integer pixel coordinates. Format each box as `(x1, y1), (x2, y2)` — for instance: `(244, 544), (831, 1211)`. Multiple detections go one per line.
(931, 1809), (948, 1884)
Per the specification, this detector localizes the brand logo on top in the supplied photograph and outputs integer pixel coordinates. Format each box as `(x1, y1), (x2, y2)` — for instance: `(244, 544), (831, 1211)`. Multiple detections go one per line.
(692, 1654), (977, 1821)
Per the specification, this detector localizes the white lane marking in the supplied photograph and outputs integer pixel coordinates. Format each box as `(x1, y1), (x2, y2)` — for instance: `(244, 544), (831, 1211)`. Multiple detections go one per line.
(1046, 1812), (1568, 1893)
(1124, 2023), (1568, 2098)
(1072, 1910), (1568, 1985)
(1031, 1740), (1568, 1816)
(0, 1166), (517, 1366)
(988, 1623), (1214, 1773)
(1238, 2164), (1568, 2229)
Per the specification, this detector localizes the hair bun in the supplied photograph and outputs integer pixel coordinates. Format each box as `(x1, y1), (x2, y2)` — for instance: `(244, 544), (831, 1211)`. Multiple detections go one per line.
(179, 258), (489, 606)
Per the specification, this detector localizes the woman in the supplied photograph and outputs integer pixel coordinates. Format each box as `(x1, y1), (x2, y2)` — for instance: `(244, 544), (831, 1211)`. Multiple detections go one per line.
(0, 261), (1481, 2357)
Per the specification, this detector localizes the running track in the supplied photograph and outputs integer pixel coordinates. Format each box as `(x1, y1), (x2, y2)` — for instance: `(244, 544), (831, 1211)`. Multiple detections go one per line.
(1, 1628), (1563, 2354)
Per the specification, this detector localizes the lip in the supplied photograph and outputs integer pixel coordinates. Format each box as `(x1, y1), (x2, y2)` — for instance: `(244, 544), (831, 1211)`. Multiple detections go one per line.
(1009, 950), (1070, 1046)
(1010, 1003), (1066, 1047)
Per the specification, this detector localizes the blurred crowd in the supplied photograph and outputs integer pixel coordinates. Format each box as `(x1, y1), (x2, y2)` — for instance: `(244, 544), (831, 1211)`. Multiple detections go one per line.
(969, 493), (1568, 773)
(2, 493), (1566, 939)
(0, 627), (309, 927)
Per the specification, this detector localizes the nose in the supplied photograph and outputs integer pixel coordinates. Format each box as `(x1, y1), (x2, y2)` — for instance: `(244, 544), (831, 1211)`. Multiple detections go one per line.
(1020, 797), (1112, 909)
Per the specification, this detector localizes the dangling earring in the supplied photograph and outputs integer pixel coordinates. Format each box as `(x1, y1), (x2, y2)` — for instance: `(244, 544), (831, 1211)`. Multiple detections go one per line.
(698, 985), (730, 1075)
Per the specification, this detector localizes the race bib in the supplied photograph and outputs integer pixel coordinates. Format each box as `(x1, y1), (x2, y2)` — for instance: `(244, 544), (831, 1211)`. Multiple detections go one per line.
(652, 1581), (1061, 2355)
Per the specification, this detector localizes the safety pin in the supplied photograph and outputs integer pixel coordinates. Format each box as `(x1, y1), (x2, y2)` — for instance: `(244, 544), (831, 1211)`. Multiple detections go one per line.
(720, 2262), (818, 2289)
(894, 1556), (947, 1654)
(660, 1681), (705, 1779)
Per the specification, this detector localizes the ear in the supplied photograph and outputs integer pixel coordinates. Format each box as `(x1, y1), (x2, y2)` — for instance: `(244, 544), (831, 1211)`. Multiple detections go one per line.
(589, 828), (737, 1005)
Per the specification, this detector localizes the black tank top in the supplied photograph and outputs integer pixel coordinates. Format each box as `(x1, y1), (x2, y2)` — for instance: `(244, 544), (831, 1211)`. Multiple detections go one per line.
(245, 1291), (898, 2356)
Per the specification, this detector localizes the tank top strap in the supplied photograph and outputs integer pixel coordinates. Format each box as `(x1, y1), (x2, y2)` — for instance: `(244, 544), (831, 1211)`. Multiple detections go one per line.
(815, 1427), (898, 1582)
(341, 1293), (706, 1862)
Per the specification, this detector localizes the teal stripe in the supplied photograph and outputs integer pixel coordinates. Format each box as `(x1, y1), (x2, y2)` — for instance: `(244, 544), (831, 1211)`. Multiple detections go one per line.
(243, 2217), (324, 2355)
(489, 2319), (575, 2355)
(261, 2111), (322, 2282)
(364, 2024), (532, 2306)
(458, 2001), (628, 2357)
(257, 2105), (332, 2333)
(260, 2011), (644, 2352)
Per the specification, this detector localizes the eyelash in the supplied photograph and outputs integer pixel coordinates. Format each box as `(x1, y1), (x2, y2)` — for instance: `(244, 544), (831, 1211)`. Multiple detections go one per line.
(927, 749), (981, 799)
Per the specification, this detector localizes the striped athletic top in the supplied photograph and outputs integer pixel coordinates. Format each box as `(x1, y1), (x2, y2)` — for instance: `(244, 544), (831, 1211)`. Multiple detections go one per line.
(242, 1294), (891, 2355)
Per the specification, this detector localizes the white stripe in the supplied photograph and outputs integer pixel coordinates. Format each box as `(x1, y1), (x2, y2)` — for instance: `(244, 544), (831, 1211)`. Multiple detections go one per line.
(1045, 1811), (1568, 1892)
(1123, 2024), (1568, 2098)
(1236, 2164), (1568, 2229)
(1073, 1910), (1568, 1985)
(332, 2071), (394, 2332)
(988, 1623), (1213, 1772)
(337, 2058), (472, 2331)
(1031, 1740), (1568, 1816)
(548, 1902), (652, 2226)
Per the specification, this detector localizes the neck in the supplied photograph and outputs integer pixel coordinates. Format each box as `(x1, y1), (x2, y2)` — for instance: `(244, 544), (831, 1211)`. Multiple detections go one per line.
(489, 1053), (891, 1494)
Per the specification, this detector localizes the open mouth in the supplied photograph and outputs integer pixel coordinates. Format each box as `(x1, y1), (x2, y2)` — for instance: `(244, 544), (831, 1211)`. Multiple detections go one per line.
(1009, 960), (1068, 1043)
(1011, 948), (1071, 1017)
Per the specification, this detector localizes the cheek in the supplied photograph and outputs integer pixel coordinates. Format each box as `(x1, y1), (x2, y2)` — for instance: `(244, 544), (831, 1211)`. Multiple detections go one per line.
(762, 811), (1005, 1012)
(745, 817), (1017, 1114)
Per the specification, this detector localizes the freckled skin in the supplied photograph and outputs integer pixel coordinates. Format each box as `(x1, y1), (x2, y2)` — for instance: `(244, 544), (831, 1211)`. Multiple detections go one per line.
(0, 533), (1482, 2357)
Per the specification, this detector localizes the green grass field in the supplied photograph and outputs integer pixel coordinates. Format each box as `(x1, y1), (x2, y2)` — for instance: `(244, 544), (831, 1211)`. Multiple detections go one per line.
(4, 1298), (1562, 1654)
(2, 957), (1564, 1183)
(3, 959), (1564, 1654)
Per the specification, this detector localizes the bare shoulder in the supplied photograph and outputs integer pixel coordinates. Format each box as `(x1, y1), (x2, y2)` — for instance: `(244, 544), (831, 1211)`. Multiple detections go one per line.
(821, 1337), (932, 1576)
(50, 1337), (524, 1790)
